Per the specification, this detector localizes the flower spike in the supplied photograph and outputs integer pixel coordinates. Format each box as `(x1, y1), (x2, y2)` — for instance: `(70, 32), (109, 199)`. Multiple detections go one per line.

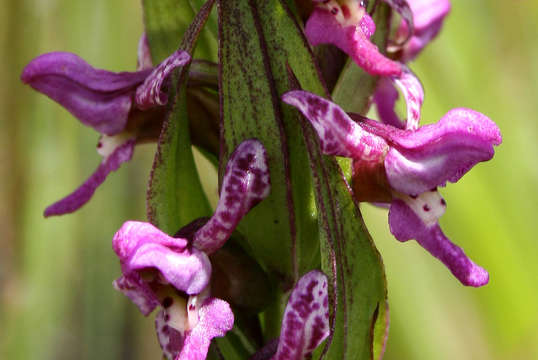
(283, 91), (501, 286)
(193, 139), (271, 254)
(271, 270), (330, 360)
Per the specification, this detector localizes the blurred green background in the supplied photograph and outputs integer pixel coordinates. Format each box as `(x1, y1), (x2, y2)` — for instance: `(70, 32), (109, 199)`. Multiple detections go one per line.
(1, 0), (536, 359)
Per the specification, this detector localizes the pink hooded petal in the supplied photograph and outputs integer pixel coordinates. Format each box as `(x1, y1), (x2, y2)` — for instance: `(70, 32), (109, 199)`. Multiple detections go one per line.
(193, 139), (270, 254)
(21, 52), (150, 135)
(44, 138), (136, 217)
(305, 8), (402, 76)
(113, 273), (161, 316)
(112, 221), (212, 295)
(272, 270), (330, 360)
(399, 0), (451, 61)
(135, 50), (191, 109)
(388, 199), (488, 287)
(360, 108), (501, 195)
(282, 91), (387, 161)
(178, 298), (234, 360)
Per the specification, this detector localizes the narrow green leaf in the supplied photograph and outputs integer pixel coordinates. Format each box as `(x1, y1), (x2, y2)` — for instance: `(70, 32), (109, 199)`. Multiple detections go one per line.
(219, 0), (322, 280)
(332, 4), (392, 114)
(220, 1), (388, 357)
(146, 1), (215, 234)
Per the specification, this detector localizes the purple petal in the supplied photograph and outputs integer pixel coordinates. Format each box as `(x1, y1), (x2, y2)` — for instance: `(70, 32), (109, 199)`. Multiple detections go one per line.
(393, 67), (423, 130)
(282, 91), (387, 160)
(114, 273), (160, 316)
(135, 50), (191, 110)
(193, 139), (270, 254)
(304, 8), (402, 76)
(388, 198), (488, 287)
(112, 221), (212, 295)
(178, 298), (234, 360)
(373, 77), (405, 129)
(272, 270), (330, 360)
(21, 52), (151, 135)
(137, 33), (154, 70)
(374, 68), (423, 130)
(399, 0), (451, 61)
(368, 108), (502, 194)
(44, 138), (136, 217)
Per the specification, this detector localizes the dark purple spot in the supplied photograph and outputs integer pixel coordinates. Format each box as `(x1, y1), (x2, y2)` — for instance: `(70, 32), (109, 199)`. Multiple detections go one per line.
(430, 187), (437, 192)
(423, 204), (430, 212)
(440, 199), (446, 206)
(189, 304), (196, 311)
(162, 297), (173, 308)
(331, 7), (338, 15)
(410, 194), (418, 199)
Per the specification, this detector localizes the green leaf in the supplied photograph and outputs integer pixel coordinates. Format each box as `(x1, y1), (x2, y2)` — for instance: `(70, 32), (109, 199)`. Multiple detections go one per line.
(331, 4), (392, 114)
(219, 0), (323, 281)
(219, 1), (388, 357)
(146, 1), (215, 234)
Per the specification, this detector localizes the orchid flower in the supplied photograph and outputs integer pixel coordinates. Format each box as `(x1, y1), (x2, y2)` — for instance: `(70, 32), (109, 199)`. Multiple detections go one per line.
(305, 0), (402, 76)
(283, 91), (501, 287)
(270, 270), (329, 360)
(20, 35), (190, 217)
(112, 139), (270, 360)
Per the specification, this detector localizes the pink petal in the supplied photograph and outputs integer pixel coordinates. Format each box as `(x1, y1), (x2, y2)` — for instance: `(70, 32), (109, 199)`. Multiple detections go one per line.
(282, 90), (387, 161)
(272, 270), (330, 360)
(361, 109), (501, 195)
(193, 139), (270, 254)
(178, 298), (234, 360)
(112, 221), (211, 295)
(113, 273), (160, 316)
(135, 50), (191, 109)
(305, 8), (401, 76)
(44, 138), (136, 216)
(388, 198), (489, 287)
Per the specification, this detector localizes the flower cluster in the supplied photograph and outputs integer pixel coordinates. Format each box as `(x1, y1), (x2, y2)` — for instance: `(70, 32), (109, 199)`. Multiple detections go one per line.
(20, 0), (501, 358)
(286, 0), (500, 287)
